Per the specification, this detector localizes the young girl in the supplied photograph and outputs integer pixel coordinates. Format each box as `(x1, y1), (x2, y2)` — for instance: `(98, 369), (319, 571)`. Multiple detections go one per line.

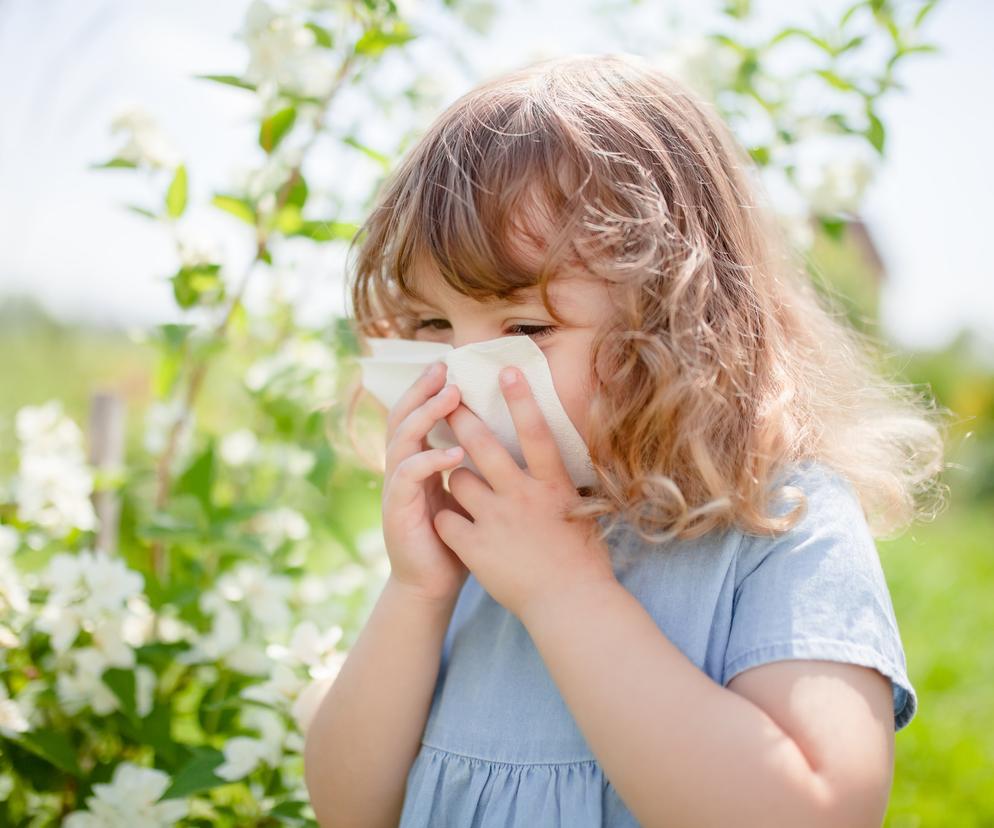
(304, 52), (945, 827)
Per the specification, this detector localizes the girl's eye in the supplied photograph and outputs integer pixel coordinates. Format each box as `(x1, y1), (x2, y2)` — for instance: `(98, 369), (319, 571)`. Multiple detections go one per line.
(413, 319), (557, 340)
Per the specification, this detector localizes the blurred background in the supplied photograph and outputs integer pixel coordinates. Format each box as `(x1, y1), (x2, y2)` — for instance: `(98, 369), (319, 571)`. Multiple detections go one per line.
(0, 0), (991, 824)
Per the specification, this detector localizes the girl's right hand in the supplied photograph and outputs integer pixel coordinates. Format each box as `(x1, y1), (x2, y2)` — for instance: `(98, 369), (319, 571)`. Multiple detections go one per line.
(381, 361), (471, 605)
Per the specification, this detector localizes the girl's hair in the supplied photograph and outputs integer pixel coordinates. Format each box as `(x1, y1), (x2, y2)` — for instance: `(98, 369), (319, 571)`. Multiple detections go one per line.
(338, 51), (946, 544)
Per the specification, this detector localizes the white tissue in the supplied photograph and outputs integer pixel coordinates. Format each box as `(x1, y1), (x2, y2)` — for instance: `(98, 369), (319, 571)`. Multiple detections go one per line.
(356, 335), (597, 488)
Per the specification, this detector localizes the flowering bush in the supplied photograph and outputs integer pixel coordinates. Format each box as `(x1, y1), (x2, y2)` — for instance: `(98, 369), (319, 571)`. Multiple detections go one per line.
(0, 0), (940, 824)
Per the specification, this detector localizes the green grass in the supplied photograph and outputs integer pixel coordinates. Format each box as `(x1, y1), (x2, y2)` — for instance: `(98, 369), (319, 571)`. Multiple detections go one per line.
(879, 503), (994, 826)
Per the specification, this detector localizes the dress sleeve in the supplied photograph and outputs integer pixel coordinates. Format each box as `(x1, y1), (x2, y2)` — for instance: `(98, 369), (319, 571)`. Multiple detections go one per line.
(722, 462), (918, 731)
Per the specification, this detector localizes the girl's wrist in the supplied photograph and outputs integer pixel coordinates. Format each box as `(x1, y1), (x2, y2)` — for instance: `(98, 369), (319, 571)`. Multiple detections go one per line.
(385, 574), (461, 616)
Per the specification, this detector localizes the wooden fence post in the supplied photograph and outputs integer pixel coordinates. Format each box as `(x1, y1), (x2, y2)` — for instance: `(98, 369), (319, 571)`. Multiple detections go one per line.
(88, 390), (125, 555)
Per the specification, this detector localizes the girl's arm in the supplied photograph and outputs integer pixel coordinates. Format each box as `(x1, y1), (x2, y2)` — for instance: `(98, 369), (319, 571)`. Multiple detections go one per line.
(303, 576), (457, 828)
(518, 579), (894, 828)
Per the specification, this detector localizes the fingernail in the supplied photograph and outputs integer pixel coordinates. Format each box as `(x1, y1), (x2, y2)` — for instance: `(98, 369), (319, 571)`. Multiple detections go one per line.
(500, 367), (518, 386)
(423, 361), (440, 377)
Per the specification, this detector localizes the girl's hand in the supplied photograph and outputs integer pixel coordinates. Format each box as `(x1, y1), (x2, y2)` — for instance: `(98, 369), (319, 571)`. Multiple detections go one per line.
(433, 366), (617, 621)
(380, 361), (472, 605)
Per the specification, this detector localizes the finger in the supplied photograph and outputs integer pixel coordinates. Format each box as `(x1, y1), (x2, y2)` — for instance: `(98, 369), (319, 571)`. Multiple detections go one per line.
(445, 403), (523, 495)
(432, 508), (475, 565)
(499, 367), (571, 483)
(384, 361), (448, 443)
(445, 466), (493, 520)
(386, 446), (465, 508)
(385, 382), (460, 479)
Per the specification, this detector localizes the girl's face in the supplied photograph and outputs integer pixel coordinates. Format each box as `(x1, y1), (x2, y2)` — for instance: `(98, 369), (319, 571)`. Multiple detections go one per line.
(406, 270), (616, 445)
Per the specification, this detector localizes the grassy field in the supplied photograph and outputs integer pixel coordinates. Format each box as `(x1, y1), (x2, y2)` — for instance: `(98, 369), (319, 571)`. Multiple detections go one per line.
(2, 305), (991, 825)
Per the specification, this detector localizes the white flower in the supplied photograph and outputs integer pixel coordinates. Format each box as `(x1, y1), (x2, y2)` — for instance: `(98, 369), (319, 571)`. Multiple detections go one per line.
(180, 600), (243, 662)
(157, 611), (192, 644)
(15, 400), (84, 455)
(36, 550), (144, 658)
(13, 401), (97, 538)
(90, 617), (137, 668)
(109, 106), (182, 170)
(250, 506), (311, 552)
(121, 595), (157, 648)
(0, 526), (28, 616)
(0, 623), (20, 648)
(215, 735), (270, 781)
(63, 761), (188, 827)
(56, 647), (119, 716)
(220, 428), (260, 466)
(226, 641), (274, 676)
(0, 524), (20, 557)
(0, 683), (31, 735)
(175, 222), (223, 268)
(244, 337), (338, 406)
(219, 562), (295, 630)
(268, 619), (342, 668)
(136, 664), (156, 718)
(237, 0), (337, 100)
(15, 454), (97, 536)
(216, 706), (286, 780)
(241, 661), (306, 708)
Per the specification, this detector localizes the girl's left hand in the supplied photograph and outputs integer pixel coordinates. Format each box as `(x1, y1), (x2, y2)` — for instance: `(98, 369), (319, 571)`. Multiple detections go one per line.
(433, 366), (617, 622)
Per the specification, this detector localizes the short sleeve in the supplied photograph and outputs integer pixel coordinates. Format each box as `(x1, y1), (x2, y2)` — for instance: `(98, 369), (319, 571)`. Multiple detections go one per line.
(722, 461), (918, 732)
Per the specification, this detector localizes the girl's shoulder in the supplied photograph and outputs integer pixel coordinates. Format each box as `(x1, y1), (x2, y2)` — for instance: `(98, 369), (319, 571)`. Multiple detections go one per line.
(723, 458), (918, 730)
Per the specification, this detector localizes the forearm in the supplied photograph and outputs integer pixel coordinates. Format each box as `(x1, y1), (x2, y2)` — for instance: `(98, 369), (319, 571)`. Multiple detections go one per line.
(303, 575), (457, 828)
(519, 580), (837, 828)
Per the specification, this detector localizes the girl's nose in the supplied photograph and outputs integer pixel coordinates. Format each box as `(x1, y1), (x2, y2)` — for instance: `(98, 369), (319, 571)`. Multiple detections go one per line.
(450, 331), (506, 351)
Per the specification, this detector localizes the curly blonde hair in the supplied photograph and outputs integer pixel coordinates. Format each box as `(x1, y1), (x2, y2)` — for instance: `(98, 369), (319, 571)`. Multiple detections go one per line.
(337, 52), (946, 544)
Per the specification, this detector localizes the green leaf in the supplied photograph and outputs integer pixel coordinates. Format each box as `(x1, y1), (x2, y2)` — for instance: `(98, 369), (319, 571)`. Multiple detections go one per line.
(866, 110), (886, 154)
(280, 174), (309, 209)
(127, 204), (159, 219)
(746, 145), (770, 166)
(275, 204), (304, 234)
(212, 194), (257, 224)
(840, 0), (867, 28)
(166, 164), (188, 218)
(139, 700), (184, 765)
(914, 0), (939, 28)
(194, 74), (257, 91)
(161, 746), (227, 799)
(259, 107), (297, 154)
(354, 21), (416, 57)
(769, 26), (832, 53)
(901, 43), (941, 57)
(819, 215), (847, 241)
(271, 800), (312, 824)
(90, 158), (139, 170)
(174, 439), (217, 516)
(103, 667), (139, 723)
(815, 69), (856, 91)
(304, 21), (334, 48)
(13, 729), (83, 777)
(290, 219), (360, 242)
(342, 135), (392, 171)
(170, 263), (224, 309)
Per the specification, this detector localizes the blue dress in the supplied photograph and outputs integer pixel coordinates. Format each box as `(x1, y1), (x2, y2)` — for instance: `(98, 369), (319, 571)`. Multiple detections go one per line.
(398, 461), (917, 827)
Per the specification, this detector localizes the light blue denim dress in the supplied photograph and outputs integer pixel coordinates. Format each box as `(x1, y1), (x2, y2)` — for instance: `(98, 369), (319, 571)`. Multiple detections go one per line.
(398, 460), (917, 827)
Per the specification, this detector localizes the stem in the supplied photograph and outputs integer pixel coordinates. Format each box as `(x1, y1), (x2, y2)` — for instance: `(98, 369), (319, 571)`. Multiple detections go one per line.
(147, 47), (359, 582)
